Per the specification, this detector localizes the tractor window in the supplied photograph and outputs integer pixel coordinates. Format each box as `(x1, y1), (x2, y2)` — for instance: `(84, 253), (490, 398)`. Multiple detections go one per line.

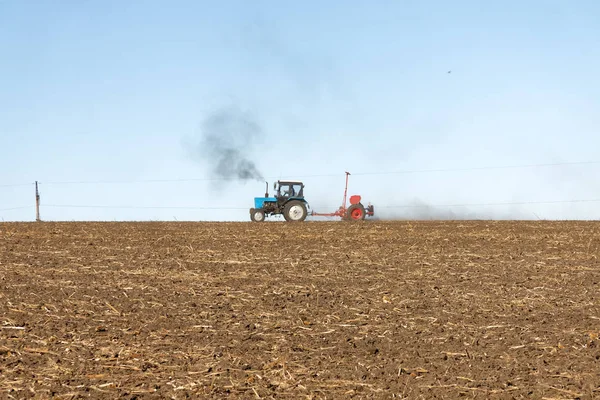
(291, 184), (302, 196)
(284, 185), (295, 197)
(279, 183), (303, 197)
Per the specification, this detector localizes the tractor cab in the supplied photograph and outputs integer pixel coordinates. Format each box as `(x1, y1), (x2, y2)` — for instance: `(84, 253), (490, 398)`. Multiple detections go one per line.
(275, 180), (304, 200)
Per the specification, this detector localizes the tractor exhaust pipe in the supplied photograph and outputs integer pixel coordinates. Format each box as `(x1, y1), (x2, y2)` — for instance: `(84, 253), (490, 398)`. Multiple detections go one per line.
(265, 181), (269, 197)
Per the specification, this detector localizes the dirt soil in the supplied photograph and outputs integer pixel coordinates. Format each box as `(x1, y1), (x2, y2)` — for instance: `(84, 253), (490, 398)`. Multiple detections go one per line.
(1, 220), (599, 399)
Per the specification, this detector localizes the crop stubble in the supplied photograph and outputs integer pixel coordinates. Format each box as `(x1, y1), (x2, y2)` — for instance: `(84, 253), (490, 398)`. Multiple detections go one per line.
(0, 220), (599, 399)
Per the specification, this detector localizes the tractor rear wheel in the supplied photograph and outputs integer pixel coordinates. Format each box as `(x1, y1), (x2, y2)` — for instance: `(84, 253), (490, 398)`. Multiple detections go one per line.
(346, 203), (366, 221)
(284, 201), (307, 222)
(250, 208), (265, 222)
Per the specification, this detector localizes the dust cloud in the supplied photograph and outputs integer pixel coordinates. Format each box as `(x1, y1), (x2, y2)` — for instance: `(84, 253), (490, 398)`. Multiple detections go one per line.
(372, 198), (532, 220)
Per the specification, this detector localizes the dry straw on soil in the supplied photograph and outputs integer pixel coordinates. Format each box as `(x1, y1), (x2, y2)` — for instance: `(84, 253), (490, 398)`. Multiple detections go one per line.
(1, 220), (599, 399)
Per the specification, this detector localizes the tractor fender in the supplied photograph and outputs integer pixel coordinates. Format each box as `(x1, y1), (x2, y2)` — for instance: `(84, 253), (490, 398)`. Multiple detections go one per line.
(285, 197), (310, 209)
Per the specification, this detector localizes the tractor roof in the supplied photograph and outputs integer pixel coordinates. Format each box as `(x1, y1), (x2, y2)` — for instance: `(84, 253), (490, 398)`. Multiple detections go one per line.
(278, 180), (304, 185)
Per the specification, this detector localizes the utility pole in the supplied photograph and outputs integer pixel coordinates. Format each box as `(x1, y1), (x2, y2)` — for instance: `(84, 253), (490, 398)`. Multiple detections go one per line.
(35, 181), (41, 222)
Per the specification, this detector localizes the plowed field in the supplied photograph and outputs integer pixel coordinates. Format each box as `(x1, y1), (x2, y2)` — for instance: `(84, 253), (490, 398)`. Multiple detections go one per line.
(1, 221), (599, 399)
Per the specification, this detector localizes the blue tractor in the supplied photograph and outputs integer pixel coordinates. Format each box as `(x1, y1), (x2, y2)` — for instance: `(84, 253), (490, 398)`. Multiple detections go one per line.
(250, 180), (310, 222)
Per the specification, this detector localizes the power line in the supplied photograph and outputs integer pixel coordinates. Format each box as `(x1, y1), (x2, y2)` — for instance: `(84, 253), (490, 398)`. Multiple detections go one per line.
(380, 198), (600, 209)
(41, 178), (219, 185)
(0, 206), (31, 212)
(0, 183), (34, 188)
(351, 161), (600, 177)
(40, 198), (600, 211)
(44, 204), (247, 210)
(34, 160), (600, 186)
(2, 160), (599, 188)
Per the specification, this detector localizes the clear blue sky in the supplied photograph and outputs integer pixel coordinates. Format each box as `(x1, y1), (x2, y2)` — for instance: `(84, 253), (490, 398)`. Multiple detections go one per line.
(1, 0), (599, 221)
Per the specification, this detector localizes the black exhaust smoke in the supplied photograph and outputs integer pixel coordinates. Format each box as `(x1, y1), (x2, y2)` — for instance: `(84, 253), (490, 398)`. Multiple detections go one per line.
(194, 106), (265, 185)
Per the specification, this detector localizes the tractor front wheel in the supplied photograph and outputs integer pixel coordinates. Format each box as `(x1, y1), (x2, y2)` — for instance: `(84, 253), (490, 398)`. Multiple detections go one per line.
(284, 201), (307, 222)
(250, 208), (265, 222)
(346, 203), (366, 221)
